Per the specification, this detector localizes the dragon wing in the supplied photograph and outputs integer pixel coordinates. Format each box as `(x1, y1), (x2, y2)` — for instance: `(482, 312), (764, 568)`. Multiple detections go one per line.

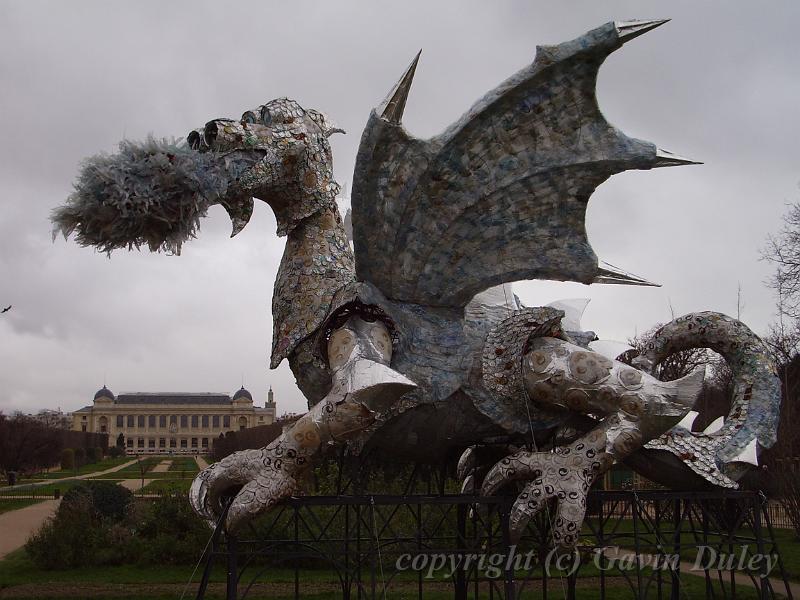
(352, 20), (698, 308)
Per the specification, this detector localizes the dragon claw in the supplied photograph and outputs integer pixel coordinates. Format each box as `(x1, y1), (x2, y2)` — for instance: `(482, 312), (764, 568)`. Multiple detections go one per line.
(189, 447), (299, 531)
(483, 445), (607, 547)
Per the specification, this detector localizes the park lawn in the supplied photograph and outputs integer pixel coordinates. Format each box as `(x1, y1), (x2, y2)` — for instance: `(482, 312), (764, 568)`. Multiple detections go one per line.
(0, 499), (42, 515)
(93, 457), (163, 478)
(139, 479), (192, 494)
(0, 480), (123, 498)
(0, 547), (769, 600)
(168, 457), (199, 472)
(0, 480), (113, 499)
(30, 456), (134, 480)
(98, 470), (197, 480)
(583, 516), (800, 582)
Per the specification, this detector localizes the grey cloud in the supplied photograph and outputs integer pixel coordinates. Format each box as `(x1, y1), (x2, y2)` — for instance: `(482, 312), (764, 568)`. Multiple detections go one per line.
(1, 0), (797, 415)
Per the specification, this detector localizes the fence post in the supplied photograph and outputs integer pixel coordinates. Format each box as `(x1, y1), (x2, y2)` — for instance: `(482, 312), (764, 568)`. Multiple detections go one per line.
(226, 534), (237, 600)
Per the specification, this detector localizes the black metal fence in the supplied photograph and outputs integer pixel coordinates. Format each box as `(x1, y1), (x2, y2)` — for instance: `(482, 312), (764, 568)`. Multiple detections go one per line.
(194, 490), (794, 600)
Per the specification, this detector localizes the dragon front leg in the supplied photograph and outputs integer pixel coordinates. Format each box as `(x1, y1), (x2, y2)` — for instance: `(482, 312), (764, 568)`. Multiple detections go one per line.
(190, 316), (416, 531)
(482, 337), (704, 547)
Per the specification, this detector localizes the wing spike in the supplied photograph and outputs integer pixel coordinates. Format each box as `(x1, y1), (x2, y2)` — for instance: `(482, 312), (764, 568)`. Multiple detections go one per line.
(614, 19), (670, 44)
(594, 264), (660, 287)
(378, 50), (422, 124)
(653, 147), (703, 168)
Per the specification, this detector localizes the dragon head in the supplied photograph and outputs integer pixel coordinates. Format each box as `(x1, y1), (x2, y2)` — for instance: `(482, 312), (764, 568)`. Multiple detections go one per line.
(52, 98), (344, 254)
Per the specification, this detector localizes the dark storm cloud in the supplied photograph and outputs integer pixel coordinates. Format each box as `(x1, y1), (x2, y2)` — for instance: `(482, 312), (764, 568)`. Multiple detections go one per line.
(1, 1), (798, 414)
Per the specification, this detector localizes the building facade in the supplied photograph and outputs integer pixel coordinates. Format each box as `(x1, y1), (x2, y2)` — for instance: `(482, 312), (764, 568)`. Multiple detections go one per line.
(72, 386), (277, 453)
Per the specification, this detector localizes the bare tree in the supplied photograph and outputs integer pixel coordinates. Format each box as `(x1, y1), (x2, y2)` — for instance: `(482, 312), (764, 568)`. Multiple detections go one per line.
(619, 324), (735, 432)
(620, 323), (709, 382)
(764, 202), (800, 323)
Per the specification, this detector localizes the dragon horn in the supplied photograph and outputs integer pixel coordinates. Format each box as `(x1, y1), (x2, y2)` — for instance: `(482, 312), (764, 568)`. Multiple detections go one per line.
(614, 19), (670, 44)
(379, 50), (422, 124)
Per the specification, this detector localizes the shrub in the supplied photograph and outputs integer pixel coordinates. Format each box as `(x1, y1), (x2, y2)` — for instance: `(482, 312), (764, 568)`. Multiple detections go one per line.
(85, 447), (98, 464)
(134, 494), (209, 564)
(27, 482), (136, 569)
(26, 489), (100, 568)
(73, 447), (86, 467)
(60, 448), (74, 470)
(87, 481), (132, 520)
(61, 480), (132, 521)
(108, 445), (125, 458)
(96, 446), (105, 460)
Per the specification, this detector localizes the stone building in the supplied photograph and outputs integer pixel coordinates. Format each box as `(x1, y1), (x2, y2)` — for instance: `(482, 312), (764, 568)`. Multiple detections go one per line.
(72, 385), (277, 453)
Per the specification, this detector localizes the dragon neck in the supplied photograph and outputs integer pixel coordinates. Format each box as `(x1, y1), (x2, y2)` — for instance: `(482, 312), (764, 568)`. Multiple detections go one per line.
(270, 206), (356, 368)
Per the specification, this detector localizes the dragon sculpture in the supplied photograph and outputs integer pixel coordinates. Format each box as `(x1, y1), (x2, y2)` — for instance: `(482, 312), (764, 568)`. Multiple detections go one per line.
(53, 20), (780, 548)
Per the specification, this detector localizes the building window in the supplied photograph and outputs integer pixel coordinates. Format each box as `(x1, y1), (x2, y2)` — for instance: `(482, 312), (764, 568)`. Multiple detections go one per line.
(191, 438), (198, 448)
(137, 438), (144, 448)
(191, 415), (198, 428)
(159, 438), (166, 448)
(169, 438), (177, 448)
(223, 415), (230, 428)
(116, 415), (124, 428)
(159, 415), (166, 428)
(148, 415), (156, 428)
(127, 415), (134, 427)
(212, 415), (220, 428)
(170, 415), (177, 425)
(180, 415), (188, 428)
(99, 416), (108, 433)
(81, 424), (87, 432)
(202, 438), (209, 448)
(126, 438), (133, 448)
(180, 439), (188, 448)
(138, 415), (145, 428)
(238, 416), (247, 431)
(148, 439), (155, 449)
(201, 415), (209, 428)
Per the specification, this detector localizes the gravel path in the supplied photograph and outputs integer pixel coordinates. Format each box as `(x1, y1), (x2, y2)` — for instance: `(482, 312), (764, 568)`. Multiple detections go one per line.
(0, 499), (59, 560)
(150, 460), (172, 473)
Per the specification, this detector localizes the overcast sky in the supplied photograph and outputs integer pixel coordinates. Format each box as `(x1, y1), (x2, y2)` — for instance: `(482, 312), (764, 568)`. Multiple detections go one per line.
(1, 1), (798, 417)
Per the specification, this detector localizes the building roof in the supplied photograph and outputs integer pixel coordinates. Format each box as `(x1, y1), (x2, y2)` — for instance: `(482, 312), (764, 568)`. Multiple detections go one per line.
(232, 386), (253, 401)
(94, 386), (114, 400)
(114, 393), (233, 405)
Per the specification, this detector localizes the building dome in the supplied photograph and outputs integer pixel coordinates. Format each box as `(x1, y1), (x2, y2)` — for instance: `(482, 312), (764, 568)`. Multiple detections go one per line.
(232, 386), (253, 401)
(94, 385), (115, 401)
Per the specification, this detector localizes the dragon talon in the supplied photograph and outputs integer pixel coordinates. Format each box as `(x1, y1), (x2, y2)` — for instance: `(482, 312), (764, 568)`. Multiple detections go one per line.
(456, 446), (477, 482)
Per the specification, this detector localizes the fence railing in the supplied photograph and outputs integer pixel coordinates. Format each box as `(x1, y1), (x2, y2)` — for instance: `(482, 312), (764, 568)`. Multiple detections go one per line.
(597, 497), (798, 531)
(194, 490), (794, 600)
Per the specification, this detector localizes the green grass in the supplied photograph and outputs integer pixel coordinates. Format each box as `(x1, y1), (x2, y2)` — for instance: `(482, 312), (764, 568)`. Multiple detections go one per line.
(168, 457), (199, 473)
(583, 516), (800, 582)
(93, 457), (163, 479)
(0, 480), (121, 499)
(0, 499), (42, 514)
(138, 479), (192, 494)
(0, 548), (772, 599)
(28, 456), (134, 480)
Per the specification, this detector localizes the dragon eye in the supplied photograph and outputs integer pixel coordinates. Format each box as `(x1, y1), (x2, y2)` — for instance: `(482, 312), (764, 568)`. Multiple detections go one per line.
(241, 111), (257, 125)
(260, 107), (273, 126)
